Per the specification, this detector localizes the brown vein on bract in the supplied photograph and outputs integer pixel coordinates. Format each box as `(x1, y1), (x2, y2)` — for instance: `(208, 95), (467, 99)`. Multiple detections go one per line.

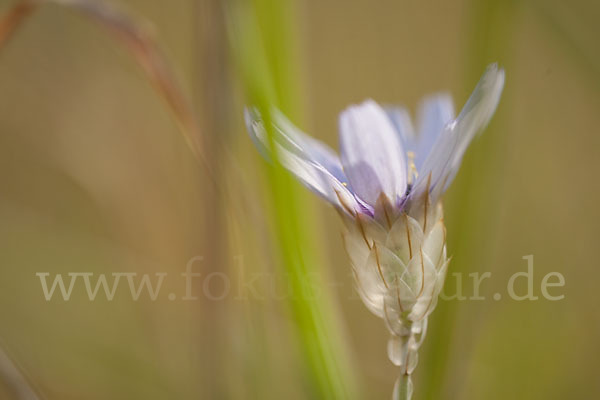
(382, 197), (392, 229)
(418, 283), (436, 322)
(403, 214), (413, 259)
(334, 189), (356, 217)
(394, 275), (404, 313)
(423, 172), (432, 233)
(373, 243), (389, 290)
(355, 216), (371, 250)
(418, 248), (425, 298)
(437, 223), (447, 267)
(383, 302), (391, 329)
(383, 302), (401, 337)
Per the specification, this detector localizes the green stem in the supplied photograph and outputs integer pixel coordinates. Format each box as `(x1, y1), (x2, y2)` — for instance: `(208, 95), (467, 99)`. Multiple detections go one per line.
(394, 373), (412, 400)
(227, 1), (359, 398)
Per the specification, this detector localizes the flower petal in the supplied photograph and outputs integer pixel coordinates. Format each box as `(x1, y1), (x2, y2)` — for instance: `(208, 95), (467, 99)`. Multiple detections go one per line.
(246, 108), (346, 180)
(415, 94), (454, 170)
(411, 64), (505, 199)
(339, 100), (408, 206)
(245, 108), (359, 214)
(385, 106), (416, 153)
(444, 64), (505, 187)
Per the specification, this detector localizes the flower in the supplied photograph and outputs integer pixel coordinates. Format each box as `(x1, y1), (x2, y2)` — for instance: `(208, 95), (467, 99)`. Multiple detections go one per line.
(245, 64), (504, 395)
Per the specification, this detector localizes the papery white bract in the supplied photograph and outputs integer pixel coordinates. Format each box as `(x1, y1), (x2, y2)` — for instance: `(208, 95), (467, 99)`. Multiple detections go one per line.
(245, 64), (505, 399)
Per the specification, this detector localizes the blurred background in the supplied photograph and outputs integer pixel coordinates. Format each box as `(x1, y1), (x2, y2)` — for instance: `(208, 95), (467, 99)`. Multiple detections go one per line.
(0, 0), (598, 399)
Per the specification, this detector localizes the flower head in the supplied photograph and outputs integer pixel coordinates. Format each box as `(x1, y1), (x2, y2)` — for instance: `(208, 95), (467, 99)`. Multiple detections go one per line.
(247, 64), (504, 220)
(245, 64), (504, 385)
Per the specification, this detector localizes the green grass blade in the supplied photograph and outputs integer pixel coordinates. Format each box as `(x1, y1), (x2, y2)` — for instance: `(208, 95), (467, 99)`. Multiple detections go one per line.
(227, 1), (359, 398)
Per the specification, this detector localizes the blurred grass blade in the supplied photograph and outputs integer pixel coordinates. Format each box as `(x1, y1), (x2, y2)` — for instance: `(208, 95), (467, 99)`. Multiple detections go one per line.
(227, 1), (359, 398)
(529, 0), (600, 90)
(0, 1), (35, 44)
(0, 345), (40, 400)
(0, 0), (211, 176)
(419, 1), (514, 399)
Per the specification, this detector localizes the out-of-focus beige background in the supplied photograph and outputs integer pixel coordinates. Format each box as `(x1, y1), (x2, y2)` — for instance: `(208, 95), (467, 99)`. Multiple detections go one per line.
(0, 0), (598, 399)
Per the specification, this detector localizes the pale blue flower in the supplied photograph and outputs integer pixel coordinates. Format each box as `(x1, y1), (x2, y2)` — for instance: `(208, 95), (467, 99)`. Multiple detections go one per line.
(245, 64), (505, 217)
(246, 64), (505, 399)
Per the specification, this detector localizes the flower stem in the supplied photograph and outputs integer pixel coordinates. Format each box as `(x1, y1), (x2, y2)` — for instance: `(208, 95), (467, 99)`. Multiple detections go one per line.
(394, 373), (412, 400)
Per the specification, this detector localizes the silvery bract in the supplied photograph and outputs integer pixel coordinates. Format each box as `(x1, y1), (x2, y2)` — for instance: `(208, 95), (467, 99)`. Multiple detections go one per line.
(246, 64), (504, 398)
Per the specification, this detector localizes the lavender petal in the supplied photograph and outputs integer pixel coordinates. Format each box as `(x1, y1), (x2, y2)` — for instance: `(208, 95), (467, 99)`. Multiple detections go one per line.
(415, 94), (455, 170)
(339, 100), (408, 206)
(245, 108), (359, 214)
(411, 64), (505, 200)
